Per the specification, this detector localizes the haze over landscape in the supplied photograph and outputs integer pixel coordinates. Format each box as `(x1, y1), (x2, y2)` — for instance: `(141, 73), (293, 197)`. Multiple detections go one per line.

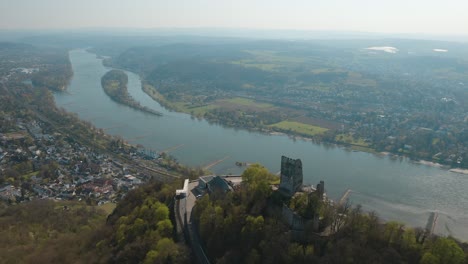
(1, 1), (468, 264)
(1, 0), (468, 36)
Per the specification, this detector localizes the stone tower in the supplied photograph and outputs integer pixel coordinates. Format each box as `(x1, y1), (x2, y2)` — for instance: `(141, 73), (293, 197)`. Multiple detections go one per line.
(316, 180), (325, 200)
(279, 156), (303, 197)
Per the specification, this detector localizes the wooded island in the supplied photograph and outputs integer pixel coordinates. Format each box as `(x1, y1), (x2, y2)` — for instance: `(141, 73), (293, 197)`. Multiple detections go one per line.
(101, 69), (161, 116)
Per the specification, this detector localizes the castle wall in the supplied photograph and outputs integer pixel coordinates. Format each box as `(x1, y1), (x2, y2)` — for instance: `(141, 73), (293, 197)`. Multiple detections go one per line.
(282, 204), (305, 230)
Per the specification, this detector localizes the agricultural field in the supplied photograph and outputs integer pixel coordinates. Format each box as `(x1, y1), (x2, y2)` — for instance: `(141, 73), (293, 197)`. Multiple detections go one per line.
(270, 120), (328, 136)
(219, 97), (274, 111)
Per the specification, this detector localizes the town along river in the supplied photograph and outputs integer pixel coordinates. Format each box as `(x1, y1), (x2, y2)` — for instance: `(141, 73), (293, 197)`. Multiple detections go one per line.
(55, 49), (468, 240)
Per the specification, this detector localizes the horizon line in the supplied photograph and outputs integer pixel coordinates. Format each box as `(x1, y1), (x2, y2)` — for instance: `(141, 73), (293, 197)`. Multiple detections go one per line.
(1, 27), (468, 43)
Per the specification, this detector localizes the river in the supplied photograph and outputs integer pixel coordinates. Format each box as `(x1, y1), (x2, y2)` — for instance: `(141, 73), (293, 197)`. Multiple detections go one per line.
(54, 49), (468, 240)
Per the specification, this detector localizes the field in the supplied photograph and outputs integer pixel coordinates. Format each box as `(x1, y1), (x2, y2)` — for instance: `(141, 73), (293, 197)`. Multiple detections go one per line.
(99, 202), (117, 216)
(50, 201), (116, 216)
(181, 97), (275, 116)
(292, 115), (341, 130)
(230, 61), (279, 71)
(345, 72), (378, 87)
(244, 50), (306, 64)
(220, 97), (274, 110)
(230, 50), (306, 71)
(270, 121), (328, 136)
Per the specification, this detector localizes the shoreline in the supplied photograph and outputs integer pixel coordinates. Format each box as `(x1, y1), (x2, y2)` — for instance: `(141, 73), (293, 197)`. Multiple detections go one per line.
(449, 168), (468, 175)
(413, 159), (446, 168)
(134, 70), (467, 174)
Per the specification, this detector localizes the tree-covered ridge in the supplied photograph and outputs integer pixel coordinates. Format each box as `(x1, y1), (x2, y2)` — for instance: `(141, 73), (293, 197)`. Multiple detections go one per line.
(0, 182), (190, 264)
(0, 200), (107, 264)
(193, 164), (468, 264)
(103, 181), (189, 263)
(101, 69), (162, 116)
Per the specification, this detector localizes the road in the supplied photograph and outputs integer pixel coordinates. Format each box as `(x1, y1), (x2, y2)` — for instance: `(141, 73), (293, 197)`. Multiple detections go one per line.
(177, 181), (210, 264)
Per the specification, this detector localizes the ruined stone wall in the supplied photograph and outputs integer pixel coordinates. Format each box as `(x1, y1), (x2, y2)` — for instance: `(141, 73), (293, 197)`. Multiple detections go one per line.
(282, 204), (305, 230)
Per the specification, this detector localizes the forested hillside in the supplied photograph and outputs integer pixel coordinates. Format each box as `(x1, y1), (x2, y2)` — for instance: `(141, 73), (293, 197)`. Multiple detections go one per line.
(193, 165), (468, 263)
(0, 182), (189, 264)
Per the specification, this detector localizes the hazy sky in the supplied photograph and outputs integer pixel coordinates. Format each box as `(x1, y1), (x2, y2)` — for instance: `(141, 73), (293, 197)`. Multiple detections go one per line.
(1, 0), (467, 35)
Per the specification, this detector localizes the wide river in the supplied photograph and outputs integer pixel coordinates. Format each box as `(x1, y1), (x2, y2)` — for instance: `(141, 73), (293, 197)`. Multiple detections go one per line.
(55, 50), (468, 240)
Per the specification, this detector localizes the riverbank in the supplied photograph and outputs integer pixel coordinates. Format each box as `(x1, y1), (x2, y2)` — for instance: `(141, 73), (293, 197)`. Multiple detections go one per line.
(142, 82), (468, 172)
(449, 168), (468, 175)
(141, 83), (403, 162)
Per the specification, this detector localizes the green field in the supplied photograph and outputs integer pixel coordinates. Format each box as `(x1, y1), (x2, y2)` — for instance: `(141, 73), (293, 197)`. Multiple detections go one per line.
(231, 49), (306, 71)
(244, 50), (306, 64)
(270, 121), (328, 136)
(345, 72), (377, 87)
(223, 97), (274, 109)
(99, 202), (117, 216)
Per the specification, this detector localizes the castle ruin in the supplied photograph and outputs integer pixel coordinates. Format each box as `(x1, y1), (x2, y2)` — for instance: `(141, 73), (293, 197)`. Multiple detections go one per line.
(279, 155), (303, 197)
